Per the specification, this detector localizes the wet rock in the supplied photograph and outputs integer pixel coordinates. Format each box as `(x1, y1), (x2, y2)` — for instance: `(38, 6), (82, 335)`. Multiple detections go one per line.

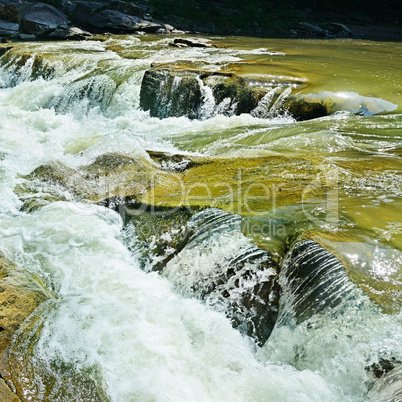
(307, 231), (402, 315)
(140, 67), (203, 119)
(7, 301), (111, 401)
(18, 150), (324, 219)
(170, 37), (215, 48)
(19, 3), (71, 37)
(285, 91), (398, 120)
(0, 254), (49, 356)
(1, 50), (55, 84)
(0, 378), (19, 402)
(279, 237), (360, 324)
(0, 253), (50, 399)
(146, 150), (204, 172)
(139, 64), (303, 119)
(121, 204), (197, 271)
(15, 152), (169, 210)
(48, 74), (117, 114)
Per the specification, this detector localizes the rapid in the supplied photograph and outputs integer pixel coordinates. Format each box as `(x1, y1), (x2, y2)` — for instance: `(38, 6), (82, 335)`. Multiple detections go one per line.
(0, 35), (401, 401)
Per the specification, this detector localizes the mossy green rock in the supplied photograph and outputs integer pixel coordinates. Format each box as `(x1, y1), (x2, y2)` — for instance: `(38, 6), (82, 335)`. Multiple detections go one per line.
(0, 254), (50, 401)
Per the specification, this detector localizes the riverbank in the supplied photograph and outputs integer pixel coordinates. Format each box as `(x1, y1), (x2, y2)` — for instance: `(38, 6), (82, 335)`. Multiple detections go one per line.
(0, 0), (401, 42)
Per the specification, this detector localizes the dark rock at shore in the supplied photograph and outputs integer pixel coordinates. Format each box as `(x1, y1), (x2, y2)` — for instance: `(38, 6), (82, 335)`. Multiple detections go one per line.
(0, 0), (176, 39)
(295, 21), (330, 37)
(0, 18), (18, 36)
(87, 9), (161, 33)
(20, 3), (70, 37)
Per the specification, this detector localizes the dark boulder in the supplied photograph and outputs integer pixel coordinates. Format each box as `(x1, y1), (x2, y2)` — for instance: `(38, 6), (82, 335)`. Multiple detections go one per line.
(140, 68), (203, 119)
(0, 18), (18, 36)
(0, 0), (31, 23)
(170, 37), (216, 48)
(19, 3), (70, 37)
(139, 64), (295, 119)
(87, 9), (161, 33)
(295, 22), (330, 37)
(104, 0), (144, 18)
(324, 22), (354, 38)
(62, 1), (107, 26)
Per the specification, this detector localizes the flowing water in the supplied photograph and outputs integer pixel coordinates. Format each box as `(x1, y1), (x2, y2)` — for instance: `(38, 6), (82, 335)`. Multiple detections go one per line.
(0, 35), (401, 401)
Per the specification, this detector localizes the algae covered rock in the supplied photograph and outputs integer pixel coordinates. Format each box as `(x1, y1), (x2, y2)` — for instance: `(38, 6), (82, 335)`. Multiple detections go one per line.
(15, 152), (172, 211)
(0, 254), (50, 357)
(8, 301), (110, 401)
(0, 253), (51, 400)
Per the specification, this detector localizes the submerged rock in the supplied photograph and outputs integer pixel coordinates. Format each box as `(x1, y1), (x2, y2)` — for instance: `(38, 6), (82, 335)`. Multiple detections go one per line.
(286, 91), (398, 120)
(8, 301), (111, 401)
(279, 237), (360, 324)
(15, 152), (172, 211)
(307, 231), (402, 315)
(48, 74), (117, 114)
(0, 49), (56, 84)
(17, 150), (327, 217)
(0, 253), (50, 399)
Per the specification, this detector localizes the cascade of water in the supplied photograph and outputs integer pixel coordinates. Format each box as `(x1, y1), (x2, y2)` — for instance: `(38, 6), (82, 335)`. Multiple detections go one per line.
(0, 37), (400, 402)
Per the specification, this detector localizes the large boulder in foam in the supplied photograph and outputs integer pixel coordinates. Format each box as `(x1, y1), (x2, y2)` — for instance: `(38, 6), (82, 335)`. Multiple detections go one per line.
(124, 207), (280, 346)
(163, 209), (280, 346)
